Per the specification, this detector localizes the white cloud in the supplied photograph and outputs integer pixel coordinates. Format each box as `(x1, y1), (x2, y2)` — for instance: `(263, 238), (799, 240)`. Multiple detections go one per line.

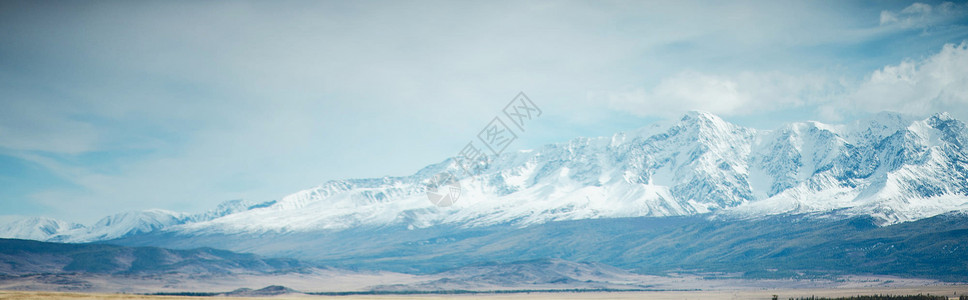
(833, 42), (968, 118)
(608, 41), (968, 121)
(880, 11), (899, 26)
(604, 71), (834, 117)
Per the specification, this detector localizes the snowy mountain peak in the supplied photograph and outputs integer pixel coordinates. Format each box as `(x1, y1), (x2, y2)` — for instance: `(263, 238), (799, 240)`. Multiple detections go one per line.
(931, 111), (953, 121)
(680, 110), (720, 122)
(676, 110), (738, 135)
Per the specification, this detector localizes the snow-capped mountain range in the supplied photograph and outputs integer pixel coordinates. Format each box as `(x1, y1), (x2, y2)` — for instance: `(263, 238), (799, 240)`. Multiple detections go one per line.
(0, 199), (266, 242)
(4, 111), (968, 243)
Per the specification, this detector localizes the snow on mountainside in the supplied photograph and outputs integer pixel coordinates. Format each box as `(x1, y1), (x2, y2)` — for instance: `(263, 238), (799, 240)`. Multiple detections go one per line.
(0, 217), (83, 241)
(730, 112), (968, 223)
(51, 209), (193, 242)
(4, 111), (968, 242)
(0, 200), (274, 242)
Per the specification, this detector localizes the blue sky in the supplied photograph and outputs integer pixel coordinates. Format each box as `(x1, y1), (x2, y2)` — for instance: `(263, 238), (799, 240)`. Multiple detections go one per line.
(1, 0), (968, 224)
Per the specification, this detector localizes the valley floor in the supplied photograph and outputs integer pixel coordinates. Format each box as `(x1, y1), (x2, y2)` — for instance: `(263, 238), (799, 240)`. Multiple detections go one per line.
(3, 286), (968, 300)
(1, 271), (962, 298)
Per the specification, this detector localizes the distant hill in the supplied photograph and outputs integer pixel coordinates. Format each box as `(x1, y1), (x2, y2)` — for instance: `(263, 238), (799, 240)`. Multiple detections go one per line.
(0, 238), (307, 276)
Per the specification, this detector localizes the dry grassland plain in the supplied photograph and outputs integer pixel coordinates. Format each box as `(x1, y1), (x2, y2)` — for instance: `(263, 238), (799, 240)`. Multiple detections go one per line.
(3, 286), (968, 300)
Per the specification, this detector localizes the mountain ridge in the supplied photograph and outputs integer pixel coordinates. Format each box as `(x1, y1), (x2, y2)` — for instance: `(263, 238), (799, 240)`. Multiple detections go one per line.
(3, 111), (968, 242)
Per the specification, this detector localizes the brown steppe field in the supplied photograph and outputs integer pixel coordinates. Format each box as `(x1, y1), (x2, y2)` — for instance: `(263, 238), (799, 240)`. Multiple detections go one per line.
(3, 286), (968, 300)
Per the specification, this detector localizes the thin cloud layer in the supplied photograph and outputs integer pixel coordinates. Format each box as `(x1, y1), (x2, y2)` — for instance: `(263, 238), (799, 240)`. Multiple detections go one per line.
(605, 71), (835, 117)
(880, 1), (968, 28)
